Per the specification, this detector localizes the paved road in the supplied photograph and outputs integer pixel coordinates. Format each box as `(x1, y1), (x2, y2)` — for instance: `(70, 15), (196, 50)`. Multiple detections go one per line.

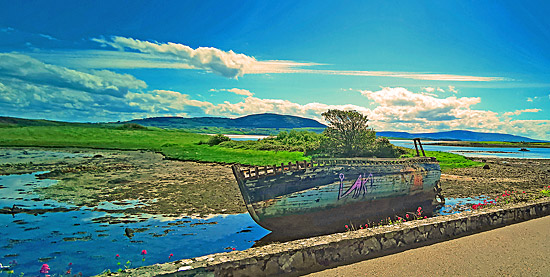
(306, 215), (550, 276)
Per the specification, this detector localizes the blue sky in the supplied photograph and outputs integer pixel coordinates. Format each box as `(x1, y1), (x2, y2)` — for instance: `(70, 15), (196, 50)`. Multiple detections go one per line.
(0, 0), (549, 140)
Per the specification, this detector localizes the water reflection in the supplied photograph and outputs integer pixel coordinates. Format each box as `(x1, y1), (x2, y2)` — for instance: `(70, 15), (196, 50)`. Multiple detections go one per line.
(0, 172), (269, 275)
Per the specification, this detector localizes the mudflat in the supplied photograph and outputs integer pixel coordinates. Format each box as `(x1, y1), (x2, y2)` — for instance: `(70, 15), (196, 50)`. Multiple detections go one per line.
(0, 148), (245, 216)
(1, 148), (549, 217)
(442, 157), (550, 198)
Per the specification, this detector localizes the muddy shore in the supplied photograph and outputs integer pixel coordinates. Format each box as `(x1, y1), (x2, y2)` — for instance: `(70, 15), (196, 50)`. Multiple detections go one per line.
(1, 148), (549, 217)
(0, 148), (245, 216)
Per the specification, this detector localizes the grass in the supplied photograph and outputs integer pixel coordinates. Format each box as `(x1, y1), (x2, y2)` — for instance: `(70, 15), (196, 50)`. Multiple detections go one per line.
(0, 126), (483, 169)
(404, 149), (484, 171)
(0, 126), (306, 165)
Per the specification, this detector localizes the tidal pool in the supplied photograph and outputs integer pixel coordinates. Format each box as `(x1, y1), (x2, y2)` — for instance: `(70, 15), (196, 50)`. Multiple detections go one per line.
(0, 172), (269, 276)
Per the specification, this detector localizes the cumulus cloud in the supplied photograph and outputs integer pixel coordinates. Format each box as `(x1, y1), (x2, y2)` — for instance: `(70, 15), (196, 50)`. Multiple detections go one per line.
(360, 87), (480, 122)
(422, 87), (435, 93)
(93, 36), (260, 79)
(448, 85), (458, 93)
(0, 53), (146, 98)
(0, 53), (154, 121)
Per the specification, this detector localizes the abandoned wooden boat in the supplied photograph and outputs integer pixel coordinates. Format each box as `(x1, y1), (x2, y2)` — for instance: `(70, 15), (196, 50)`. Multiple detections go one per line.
(232, 140), (443, 238)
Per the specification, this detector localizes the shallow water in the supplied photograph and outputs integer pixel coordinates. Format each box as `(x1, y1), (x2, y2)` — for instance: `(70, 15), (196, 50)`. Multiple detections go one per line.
(390, 140), (550, 159)
(0, 172), (269, 276)
(434, 195), (490, 215)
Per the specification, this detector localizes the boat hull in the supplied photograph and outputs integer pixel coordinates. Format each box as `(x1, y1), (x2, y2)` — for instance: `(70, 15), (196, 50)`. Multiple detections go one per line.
(233, 158), (441, 239)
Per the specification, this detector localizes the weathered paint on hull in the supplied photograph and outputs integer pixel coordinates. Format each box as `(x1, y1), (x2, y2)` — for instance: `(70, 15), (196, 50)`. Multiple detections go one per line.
(233, 158), (441, 239)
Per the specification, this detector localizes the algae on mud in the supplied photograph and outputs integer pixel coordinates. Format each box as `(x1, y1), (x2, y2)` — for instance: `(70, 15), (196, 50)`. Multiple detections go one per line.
(0, 148), (246, 216)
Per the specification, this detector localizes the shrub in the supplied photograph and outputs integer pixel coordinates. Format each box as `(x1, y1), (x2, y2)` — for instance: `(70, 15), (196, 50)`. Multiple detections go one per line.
(207, 134), (231, 146)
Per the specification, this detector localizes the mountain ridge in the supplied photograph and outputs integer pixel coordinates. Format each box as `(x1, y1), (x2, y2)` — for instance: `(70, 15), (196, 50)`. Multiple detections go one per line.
(0, 114), (546, 142)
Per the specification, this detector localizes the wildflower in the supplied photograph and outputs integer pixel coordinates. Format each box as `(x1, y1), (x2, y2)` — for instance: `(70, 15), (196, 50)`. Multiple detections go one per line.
(345, 225), (349, 229)
(232, 248), (236, 251)
(523, 191), (526, 194)
(40, 264), (50, 274)
(405, 214), (410, 219)
(141, 250), (147, 255)
(68, 262), (72, 266)
(424, 216), (427, 219)
(116, 254), (120, 258)
(169, 253), (174, 260)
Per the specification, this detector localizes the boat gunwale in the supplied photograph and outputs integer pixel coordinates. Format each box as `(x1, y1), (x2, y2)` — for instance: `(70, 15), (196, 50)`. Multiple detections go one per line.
(233, 157), (439, 181)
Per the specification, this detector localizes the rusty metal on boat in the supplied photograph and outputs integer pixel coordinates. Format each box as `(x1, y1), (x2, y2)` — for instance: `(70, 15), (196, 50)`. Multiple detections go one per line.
(232, 139), (443, 239)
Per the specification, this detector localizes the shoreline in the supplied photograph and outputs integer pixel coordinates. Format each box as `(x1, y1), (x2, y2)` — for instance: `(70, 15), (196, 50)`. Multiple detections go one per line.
(1, 147), (549, 218)
(424, 141), (550, 148)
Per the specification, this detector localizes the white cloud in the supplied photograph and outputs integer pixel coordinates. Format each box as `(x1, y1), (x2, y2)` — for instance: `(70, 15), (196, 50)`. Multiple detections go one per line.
(448, 86), (458, 93)
(422, 87), (435, 93)
(211, 88), (254, 97)
(437, 87), (445, 93)
(503, 108), (541, 116)
(93, 36), (261, 79)
(360, 87), (480, 122)
(87, 36), (505, 82)
(0, 53), (146, 98)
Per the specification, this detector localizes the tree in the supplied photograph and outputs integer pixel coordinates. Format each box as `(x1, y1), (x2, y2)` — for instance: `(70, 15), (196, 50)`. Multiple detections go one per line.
(320, 109), (376, 157)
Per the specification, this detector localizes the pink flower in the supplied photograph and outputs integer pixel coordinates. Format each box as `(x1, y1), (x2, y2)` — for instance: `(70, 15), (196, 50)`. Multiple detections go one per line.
(68, 262), (72, 266)
(232, 248), (236, 251)
(523, 191), (526, 194)
(169, 253), (174, 260)
(40, 264), (50, 274)
(115, 254), (119, 258)
(141, 250), (147, 255)
(424, 216), (427, 219)
(345, 225), (349, 229)
(405, 214), (410, 219)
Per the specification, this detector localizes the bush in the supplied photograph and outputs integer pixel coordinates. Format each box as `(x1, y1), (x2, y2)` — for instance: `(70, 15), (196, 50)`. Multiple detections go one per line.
(116, 123), (148, 130)
(207, 134), (231, 146)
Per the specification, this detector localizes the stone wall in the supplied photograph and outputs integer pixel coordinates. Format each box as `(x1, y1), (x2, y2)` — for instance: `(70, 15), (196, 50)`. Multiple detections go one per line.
(101, 198), (550, 277)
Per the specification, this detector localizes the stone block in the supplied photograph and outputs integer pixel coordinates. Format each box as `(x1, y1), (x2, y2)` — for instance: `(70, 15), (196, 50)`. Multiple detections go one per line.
(363, 237), (381, 252)
(402, 230), (417, 245)
(380, 238), (397, 250)
(263, 259), (281, 275)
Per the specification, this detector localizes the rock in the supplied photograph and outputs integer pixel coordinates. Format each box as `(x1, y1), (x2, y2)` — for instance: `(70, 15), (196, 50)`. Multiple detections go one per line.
(363, 237), (381, 252)
(380, 238), (397, 249)
(483, 164), (490, 169)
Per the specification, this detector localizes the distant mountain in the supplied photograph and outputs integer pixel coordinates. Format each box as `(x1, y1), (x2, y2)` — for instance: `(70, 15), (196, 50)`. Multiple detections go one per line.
(377, 130), (546, 143)
(124, 113), (326, 129)
(2, 114), (546, 142)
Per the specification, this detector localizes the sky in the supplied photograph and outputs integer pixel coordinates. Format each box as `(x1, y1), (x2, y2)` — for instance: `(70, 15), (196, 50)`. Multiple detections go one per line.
(0, 0), (549, 140)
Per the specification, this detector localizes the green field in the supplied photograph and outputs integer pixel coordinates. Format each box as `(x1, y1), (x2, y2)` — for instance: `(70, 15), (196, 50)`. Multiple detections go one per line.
(0, 125), (484, 169)
(0, 126), (306, 165)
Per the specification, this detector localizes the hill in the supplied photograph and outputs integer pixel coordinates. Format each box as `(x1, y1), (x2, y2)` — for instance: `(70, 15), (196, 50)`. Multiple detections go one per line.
(124, 113), (326, 129)
(377, 130), (546, 143)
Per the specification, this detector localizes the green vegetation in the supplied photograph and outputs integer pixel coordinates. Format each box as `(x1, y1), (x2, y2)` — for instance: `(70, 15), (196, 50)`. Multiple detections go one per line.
(0, 126), (306, 165)
(218, 130), (322, 155)
(0, 112), (484, 169)
(402, 149), (484, 171)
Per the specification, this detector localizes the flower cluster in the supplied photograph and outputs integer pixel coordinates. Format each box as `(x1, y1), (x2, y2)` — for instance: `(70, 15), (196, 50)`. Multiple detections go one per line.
(344, 207), (428, 231)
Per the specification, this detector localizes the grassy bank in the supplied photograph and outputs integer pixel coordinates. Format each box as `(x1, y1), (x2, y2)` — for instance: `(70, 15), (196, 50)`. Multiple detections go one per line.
(0, 126), (306, 165)
(403, 149), (484, 171)
(0, 126), (484, 169)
